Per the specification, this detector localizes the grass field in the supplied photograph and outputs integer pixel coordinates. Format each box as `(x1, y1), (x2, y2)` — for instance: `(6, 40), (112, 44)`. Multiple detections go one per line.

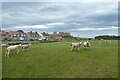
(2, 40), (118, 78)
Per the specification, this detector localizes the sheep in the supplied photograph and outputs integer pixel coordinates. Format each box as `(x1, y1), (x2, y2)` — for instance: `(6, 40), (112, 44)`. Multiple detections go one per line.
(5, 44), (22, 58)
(109, 40), (112, 43)
(107, 40), (112, 43)
(21, 43), (31, 50)
(83, 41), (90, 49)
(1, 44), (8, 48)
(71, 42), (82, 51)
(79, 42), (82, 45)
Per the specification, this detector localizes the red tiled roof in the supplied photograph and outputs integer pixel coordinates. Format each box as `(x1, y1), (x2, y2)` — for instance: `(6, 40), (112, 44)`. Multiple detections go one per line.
(0, 30), (6, 35)
(9, 31), (20, 35)
(55, 35), (63, 40)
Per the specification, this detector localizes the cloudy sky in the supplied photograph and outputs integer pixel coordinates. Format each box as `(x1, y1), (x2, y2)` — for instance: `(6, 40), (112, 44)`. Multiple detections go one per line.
(1, 1), (119, 38)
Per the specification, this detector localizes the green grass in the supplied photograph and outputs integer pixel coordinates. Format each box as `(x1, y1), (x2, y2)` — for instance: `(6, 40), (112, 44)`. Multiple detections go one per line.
(2, 40), (118, 78)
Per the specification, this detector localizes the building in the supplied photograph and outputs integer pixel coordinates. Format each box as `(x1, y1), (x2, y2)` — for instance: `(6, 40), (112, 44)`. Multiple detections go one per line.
(41, 32), (71, 41)
(0, 28), (7, 38)
(54, 35), (63, 41)
(41, 32), (49, 36)
(8, 31), (27, 40)
(41, 32), (50, 40)
(27, 31), (40, 40)
(59, 32), (71, 36)
(52, 32), (63, 41)
(53, 32), (57, 35)
(9, 31), (19, 38)
(1, 28), (71, 41)
(52, 32), (71, 41)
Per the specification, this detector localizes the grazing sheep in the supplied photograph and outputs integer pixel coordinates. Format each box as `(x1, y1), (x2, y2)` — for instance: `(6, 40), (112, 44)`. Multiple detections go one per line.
(71, 42), (82, 51)
(109, 40), (112, 43)
(5, 44), (22, 58)
(21, 43), (31, 50)
(1, 44), (8, 47)
(79, 42), (82, 45)
(107, 40), (112, 43)
(83, 41), (90, 49)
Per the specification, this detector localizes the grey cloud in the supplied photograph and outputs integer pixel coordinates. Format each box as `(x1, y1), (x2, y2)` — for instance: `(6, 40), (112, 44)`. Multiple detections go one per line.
(2, 2), (118, 37)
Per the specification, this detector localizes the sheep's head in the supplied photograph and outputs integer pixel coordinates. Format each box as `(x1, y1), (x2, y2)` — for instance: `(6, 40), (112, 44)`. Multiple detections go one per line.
(87, 41), (90, 43)
(18, 44), (22, 47)
(79, 42), (82, 45)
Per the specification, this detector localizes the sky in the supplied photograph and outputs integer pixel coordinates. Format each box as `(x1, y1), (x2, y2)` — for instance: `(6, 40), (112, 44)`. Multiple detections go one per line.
(1, 1), (119, 38)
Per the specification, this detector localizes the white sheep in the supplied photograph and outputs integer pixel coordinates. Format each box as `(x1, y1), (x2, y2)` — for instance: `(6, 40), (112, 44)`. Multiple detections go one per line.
(83, 41), (90, 49)
(5, 44), (21, 58)
(21, 43), (31, 50)
(71, 42), (82, 51)
(1, 44), (8, 47)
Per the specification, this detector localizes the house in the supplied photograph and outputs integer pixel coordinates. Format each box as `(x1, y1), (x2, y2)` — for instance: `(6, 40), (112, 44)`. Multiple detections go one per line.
(52, 32), (71, 41)
(53, 32), (57, 35)
(41, 32), (50, 41)
(27, 31), (40, 40)
(9, 31), (19, 38)
(0, 28), (7, 38)
(52, 32), (63, 41)
(8, 31), (27, 40)
(54, 35), (63, 41)
(41, 32), (71, 41)
(59, 32), (71, 36)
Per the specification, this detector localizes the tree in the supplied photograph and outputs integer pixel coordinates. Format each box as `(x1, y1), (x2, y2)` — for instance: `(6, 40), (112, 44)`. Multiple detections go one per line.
(17, 30), (24, 33)
(95, 35), (120, 40)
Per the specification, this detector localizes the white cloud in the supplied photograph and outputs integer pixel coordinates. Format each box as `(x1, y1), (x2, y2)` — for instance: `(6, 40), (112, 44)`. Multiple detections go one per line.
(14, 25), (49, 29)
(73, 22), (81, 25)
(94, 9), (105, 15)
(2, 2), (118, 38)
(2, 0), (119, 2)
(71, 26), (119, 31)
(96, 33), (118, 36)
(1, 28), (4, 30)
(46, 22), (64, 26)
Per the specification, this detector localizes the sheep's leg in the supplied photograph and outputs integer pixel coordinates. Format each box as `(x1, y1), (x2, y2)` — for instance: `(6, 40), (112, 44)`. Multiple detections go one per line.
(17, 48), (19, 54)
(78, 47), (80, 51)
(85, 46), (87, 49)
(84, 46), (86, 49)
(22, 47), (23, 50)
(84, 45), (85, 47)
(71, 47), (73, 51)
(7, 51), (10, 58)
(22, 47), (25, 51)
(22, 47), (24, 51)
(5, 50), (7, 57)
(24, 47), (25, 51)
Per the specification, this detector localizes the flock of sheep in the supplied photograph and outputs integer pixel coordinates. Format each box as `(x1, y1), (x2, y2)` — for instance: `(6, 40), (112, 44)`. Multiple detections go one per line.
(1, 43), (31, 58)
(1, 41), (91, 58)
(1, 40), (113, 58)
(71, 41), (90, 51)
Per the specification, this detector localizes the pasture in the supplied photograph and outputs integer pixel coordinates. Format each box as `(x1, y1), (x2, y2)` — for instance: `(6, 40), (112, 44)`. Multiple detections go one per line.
(2, 40), (118, 78)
